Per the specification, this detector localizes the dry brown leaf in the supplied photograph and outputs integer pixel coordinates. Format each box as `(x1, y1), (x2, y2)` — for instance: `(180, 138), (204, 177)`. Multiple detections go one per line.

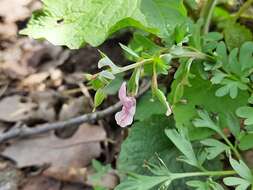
(21, 72), (49, 88)
(2, 124), (106, 183)
(0, 0), (41, 39)
(29, 90), (60, 122)
(49, 69), (63, 87)
(59, 97), (91, 121)
(61, 183), (89, 190)
(0, 0), (31, 23)
(0, 22), (17, 39)
(0, 39), (63, 79)
(21, 176), (61, 190)
(0, 92), (58, 122)
(0, 95), (37, 122)
(0, 39), (42, 79)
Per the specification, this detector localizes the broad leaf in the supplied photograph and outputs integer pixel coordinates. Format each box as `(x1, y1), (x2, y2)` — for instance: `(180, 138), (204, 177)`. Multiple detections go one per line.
(135, 91), (166, 121)
(117, 115), (222, 189)
(21, 0), (187, 48)
(117, 115), (175, 174)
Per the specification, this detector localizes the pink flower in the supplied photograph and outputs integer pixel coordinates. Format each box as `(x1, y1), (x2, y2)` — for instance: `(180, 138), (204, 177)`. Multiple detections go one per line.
(115, 82), (136, 127)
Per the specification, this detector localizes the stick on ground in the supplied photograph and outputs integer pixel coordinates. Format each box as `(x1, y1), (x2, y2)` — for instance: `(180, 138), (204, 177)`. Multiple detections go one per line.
(0, 83), (150, 143)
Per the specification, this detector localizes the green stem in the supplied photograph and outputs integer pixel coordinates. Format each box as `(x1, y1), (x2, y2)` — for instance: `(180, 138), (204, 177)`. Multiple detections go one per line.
(152, 61), (158, 90)
(113, 58), (152, 74)
(93, 48), (213, 78)
(172, 170), (237, 180)
(222, 134), (242, 160)
(234, 0), (253, 21)
(202, 0), (219, 34)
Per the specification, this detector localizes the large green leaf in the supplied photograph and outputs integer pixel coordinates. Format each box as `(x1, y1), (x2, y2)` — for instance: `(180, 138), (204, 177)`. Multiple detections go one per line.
(170, 73), (249, 140)
(117, 115), (222, 190)
(117, 115), (175, 174)
(135, 91), (166, 121)
(117, 115), (191, 190)
(21, 0), (187, 49)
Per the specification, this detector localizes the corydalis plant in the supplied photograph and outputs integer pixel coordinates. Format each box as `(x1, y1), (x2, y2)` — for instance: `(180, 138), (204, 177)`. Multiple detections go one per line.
(22, 0), (253, 189)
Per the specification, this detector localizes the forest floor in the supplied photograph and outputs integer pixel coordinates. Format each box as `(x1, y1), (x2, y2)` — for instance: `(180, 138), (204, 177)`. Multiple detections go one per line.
(0, 1), (129, 189)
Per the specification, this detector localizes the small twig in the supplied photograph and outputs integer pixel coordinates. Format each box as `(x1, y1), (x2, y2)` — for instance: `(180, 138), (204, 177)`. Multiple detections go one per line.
(78, 82), (94, 107)
(0, 82), (150, 143)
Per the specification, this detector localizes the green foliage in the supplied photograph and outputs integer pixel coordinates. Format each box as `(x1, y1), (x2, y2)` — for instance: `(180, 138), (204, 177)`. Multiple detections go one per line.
(201, 139), (229, 160)
(115, 174), (170, 190)
(94, 89), (107, 109)
(224, 23), (253, 51)
(117, 115), (174, 174)
(223, 156), (253, 190)
(171, 71), (248, 140)
(21, 0), (187, 49)
(238, 134), (253, 151)
(23, 1), (253, 189)
(211, 42), (253, 99)
(165, 129), (199, 168)
(89, 160), (112, 189)
(135, 91), (166, 121)
(236, 106), (253, 125)
(187, 179), (224, 190)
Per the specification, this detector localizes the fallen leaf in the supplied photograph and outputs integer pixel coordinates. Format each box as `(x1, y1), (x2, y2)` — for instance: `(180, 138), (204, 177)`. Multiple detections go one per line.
(21, 72), (49, 88)
(0, 39), (63, 79)
(61, 183), (89, 190)
(0, 95), (37, 122)
(49, 69), (63, 87)
(21, 176), (61, 190)
(2, 124), (106, 183)
(0, 0), (41, 39)
(0, 0), (31, 23)
(0, 22), (17, 39)
(56, 96), (92, 138)
(59, 97), (91, 121)
(29, 90), (59, 122)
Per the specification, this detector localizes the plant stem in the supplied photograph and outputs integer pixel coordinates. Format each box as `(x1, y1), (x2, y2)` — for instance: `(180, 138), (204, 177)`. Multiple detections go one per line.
(113, 58), (152, 75)
(222, 134), (242, 160)
(152, 61), (158, 90)
(92, 48), (213, 78)
(202, 0), (219, 34)
(234, 0), (253, 21)
(172, 170), (237, 180)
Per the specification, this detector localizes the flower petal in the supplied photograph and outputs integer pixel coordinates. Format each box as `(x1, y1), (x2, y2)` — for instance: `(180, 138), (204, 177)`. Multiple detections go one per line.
(115, 82), (136, 128)
(118, 82), (127, 101)
(115, 104), (136, 128)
